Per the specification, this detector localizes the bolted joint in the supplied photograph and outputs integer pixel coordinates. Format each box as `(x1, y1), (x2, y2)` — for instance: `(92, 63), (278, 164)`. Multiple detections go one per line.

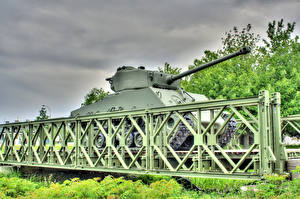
(194, 134), (203, 145)
(259, 90), (270, 105)
(271, 92), (281, 105)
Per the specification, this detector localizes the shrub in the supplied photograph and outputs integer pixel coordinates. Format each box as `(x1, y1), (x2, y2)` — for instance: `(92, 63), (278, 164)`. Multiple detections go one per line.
(0, 176), (40, 198)
(26, 176), (187, 199)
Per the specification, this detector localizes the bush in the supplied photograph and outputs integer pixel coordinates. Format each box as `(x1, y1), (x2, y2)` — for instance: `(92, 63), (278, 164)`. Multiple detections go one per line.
(26, 176), (192, 199)
(0, 176), (40, 198)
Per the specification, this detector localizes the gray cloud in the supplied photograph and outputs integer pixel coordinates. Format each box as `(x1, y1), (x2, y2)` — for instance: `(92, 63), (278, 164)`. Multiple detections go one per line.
(0, 0), (299, 122)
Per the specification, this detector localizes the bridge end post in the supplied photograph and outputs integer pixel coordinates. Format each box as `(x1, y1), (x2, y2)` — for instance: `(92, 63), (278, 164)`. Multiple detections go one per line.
(270, 92), (287, 174)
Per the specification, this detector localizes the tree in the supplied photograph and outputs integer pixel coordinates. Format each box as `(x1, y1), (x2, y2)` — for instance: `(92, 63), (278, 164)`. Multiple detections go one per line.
(36, 105), (50, 121)
(221, 24), (261, 54)
(182, 24), (259, 99)
(263, 19), (296, 52)
(256, 35), (300, 116)
(182, 19), (300, 116)
(82, 88), (110, 106)
(158, 62), (181, 75)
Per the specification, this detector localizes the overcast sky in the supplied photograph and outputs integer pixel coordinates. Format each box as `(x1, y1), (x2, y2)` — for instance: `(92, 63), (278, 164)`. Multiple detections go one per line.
(0, 0), (299, 122)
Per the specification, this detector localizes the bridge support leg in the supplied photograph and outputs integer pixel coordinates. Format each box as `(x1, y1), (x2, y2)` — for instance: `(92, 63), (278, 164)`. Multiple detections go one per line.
(270, 92), (287, 174)
(258, 90), (272, 174)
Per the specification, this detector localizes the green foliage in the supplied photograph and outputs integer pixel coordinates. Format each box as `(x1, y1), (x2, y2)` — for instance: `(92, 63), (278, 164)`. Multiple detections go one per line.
(182, 19), (300, 117)
(29, 178), (102, 199)
(0, 176), (40, 198)
(292, 166), (300, 175)
(243, 174), (300, 199)
(263, 19), (296, 51)
(82, 88), (110, 106)
(132, 174), (172, 185)
(191, 175), (300, 199)
(158, 62), (182, 75)
(28, 176), (193, 199)
(0, 175), (198, 199)
(0, 174), (299, 199)
(36, 105), (50, 121)
(286, 144), (300, 149)
(264, 174), (288, 185)
(144, 179), (183, 199)
(0, 171), (22, 179)
(221, 24), (261, 54)
(190, 177), (254, 195)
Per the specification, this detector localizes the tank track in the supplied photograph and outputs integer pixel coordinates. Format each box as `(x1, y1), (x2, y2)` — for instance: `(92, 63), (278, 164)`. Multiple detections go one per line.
(170, 115), (237, 150)
(170, 116), (193, 150)
(218, 115), (237, 148)
(94, 115), (237, 150)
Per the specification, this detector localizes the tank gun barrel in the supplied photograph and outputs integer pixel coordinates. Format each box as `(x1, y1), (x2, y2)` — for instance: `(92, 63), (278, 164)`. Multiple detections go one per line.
(167, 47), (251, 84)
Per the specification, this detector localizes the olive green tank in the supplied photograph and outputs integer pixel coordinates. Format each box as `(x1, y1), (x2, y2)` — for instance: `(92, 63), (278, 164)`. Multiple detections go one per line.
(71, 47), (250, 150)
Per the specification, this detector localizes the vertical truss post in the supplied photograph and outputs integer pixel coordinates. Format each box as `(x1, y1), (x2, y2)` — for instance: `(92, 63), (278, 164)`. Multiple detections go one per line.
(28, 123), (33, 164)
(108, 118), (112, 168)
(3, 128), (8, 155)
(8, 127), (13, 161)
(162, 115), (167, 169)
(258, 90), (271, 174)
(50, 123), (54, 164)
(61, 123), (66, 159)
(88, 121), (93, 157)
(209, 110), (216, 170)
(10, 127), (14, 161)
(157, 116), (162, 169)
(40, 124), (45, 161)
(149, 113), (154, 170)
(145, 112), (150, 170)
(75, 120), (80, 167)
(197, 109), (203, 171)
(120, 121), (125, 158)
(270, 92), (287, 173)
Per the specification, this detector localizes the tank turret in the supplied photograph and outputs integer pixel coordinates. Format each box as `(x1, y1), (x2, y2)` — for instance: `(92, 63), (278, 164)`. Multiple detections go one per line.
(105, 65), (181, 92)
(105, 47), (250, 93)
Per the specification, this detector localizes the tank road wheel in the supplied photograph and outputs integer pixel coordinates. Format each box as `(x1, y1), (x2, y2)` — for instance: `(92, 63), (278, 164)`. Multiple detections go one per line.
(125, 133), (134, 147)
(114, 132), (134, 147)
(134, 132), (143, 148)
(95, 133), (106, 149)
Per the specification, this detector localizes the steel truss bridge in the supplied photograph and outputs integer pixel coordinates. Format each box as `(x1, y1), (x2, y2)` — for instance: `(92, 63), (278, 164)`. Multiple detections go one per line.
(0, 90), (298, 180)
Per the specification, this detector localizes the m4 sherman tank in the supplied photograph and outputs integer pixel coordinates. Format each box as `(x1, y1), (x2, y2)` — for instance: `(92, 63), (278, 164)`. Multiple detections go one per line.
(71, 47), (250, 150)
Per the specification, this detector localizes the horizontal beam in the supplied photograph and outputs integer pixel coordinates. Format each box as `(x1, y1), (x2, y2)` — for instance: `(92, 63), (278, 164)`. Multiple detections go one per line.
(0, 96), (259, 127)
(1, 162), (262, 180)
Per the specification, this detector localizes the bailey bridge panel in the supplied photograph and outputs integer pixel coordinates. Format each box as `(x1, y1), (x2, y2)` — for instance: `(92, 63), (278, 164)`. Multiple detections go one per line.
(0, 91), (287, 179)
